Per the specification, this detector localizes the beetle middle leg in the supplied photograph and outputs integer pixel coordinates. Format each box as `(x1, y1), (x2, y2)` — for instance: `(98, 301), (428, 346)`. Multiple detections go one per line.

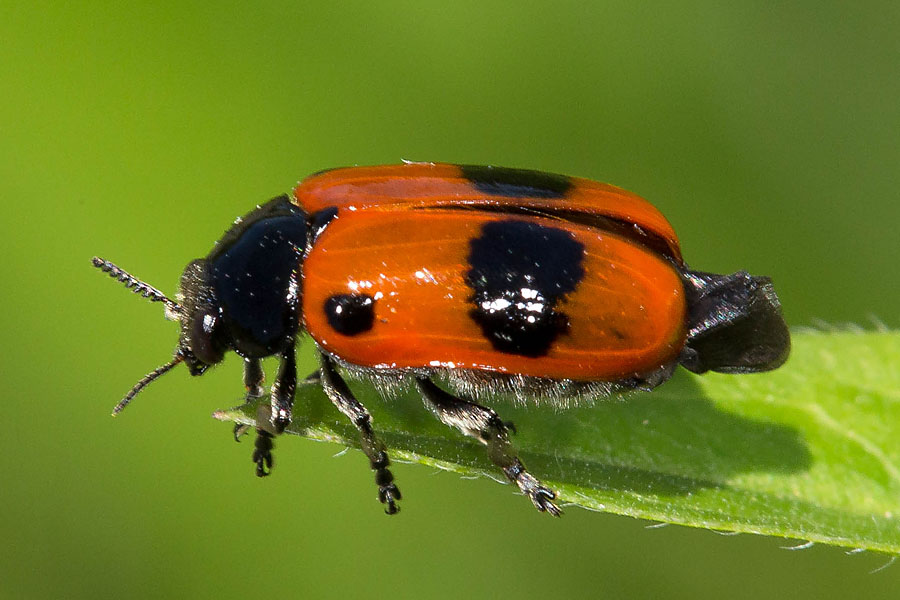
(319, 353), (401, 514)
(415, 378), (560, 516)
(270, 346), (298, 432)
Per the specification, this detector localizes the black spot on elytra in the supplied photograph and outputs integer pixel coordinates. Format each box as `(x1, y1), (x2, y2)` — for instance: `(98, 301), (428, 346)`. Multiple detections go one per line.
(465, 220), (585, 357)
(325, 293), (375, 336)
(459, 165), (573, 199)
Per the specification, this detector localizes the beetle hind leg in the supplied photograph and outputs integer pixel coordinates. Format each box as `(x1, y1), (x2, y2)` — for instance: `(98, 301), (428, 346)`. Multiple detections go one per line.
(415, 378), (560, 516)
(319, 353), (401, 515)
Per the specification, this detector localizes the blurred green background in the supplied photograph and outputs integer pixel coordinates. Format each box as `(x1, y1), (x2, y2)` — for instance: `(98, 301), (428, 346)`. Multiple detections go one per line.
(2, 2), (899, 598)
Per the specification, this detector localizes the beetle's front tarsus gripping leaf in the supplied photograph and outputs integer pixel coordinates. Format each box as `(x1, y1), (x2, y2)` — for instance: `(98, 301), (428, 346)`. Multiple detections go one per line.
(252, 430), (275, 477)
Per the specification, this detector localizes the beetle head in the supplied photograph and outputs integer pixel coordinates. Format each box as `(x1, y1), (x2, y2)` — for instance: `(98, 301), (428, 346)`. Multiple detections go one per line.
(92, 256), (229, 415)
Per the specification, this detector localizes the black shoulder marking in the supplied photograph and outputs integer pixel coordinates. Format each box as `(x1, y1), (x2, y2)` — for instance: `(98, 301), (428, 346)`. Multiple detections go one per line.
(310, 206), (339, 243)
(325, 293), (376, 336)
(459, 165), (573, 199)
(465, 219), (585, 357)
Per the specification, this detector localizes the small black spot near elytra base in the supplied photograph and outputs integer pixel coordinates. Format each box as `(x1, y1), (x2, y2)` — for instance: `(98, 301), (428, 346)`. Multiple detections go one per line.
(465, 220), (585, 357)
(325, 294), (375, 336)
(459, 165), (573, 199)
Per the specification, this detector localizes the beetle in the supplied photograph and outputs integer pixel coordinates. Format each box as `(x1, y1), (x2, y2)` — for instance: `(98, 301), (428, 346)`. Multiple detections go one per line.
(93, 162), (790, 516)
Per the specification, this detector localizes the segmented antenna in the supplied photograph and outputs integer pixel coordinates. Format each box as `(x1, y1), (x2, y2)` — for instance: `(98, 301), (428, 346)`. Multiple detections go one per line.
(111, 354), (185, 416)
(92, 256), (181, 315)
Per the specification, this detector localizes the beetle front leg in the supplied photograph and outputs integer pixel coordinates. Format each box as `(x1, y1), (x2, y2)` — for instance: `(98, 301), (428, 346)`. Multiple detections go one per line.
(247, 355), (277, 477)
(244, 357), (265, 398)
(250, 348), (297, 477)
(319, 353), (401, 515)
(416, 378), (560, 516)
(217, 357), (276, 478)
(249, 365), (325, 478)
(234, 357), (265, 441)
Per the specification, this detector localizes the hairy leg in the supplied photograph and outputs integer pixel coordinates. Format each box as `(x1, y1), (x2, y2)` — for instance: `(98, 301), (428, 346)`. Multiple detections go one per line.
(416, 377), (560, 516)
(319, 354), (401, 514)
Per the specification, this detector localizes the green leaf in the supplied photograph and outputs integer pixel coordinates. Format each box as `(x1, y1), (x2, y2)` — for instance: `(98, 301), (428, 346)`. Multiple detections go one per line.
(214, 330), (900, 554)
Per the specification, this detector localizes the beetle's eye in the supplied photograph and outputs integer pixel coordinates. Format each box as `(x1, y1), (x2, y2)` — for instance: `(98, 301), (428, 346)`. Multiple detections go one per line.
(190, 308), (226, 365)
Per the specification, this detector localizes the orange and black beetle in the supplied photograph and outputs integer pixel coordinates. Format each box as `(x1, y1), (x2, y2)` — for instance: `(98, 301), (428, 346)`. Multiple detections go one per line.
(93, 162), (790, 515)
